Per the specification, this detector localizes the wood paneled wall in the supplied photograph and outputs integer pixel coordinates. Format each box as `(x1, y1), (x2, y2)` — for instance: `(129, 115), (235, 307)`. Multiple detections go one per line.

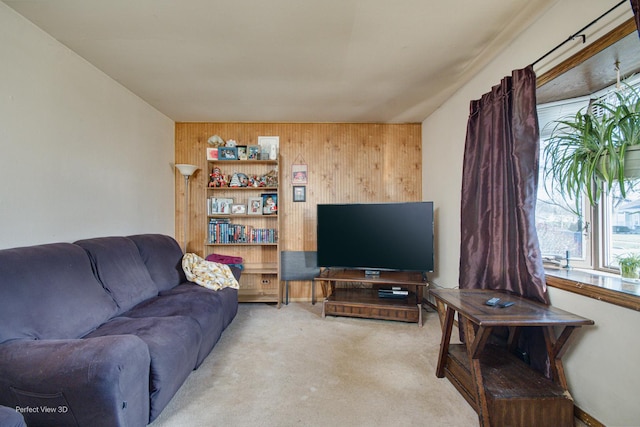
(175, 122), (422, 301)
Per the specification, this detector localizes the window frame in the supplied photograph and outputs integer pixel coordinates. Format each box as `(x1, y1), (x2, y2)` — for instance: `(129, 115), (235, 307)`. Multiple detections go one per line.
(536, 17), (640, 310)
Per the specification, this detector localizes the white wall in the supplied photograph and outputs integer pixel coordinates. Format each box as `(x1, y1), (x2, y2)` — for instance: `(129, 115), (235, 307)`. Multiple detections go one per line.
(423, 0), (640, 425)
(0, 3), (176, 249)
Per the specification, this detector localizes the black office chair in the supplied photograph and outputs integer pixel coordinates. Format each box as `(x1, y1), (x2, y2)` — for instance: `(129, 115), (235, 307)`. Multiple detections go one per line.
(280, 251), (320, 305)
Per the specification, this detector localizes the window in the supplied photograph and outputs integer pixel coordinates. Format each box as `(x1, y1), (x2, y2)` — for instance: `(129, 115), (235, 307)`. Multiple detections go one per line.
(604, 184), (640, 269)
(537, 97), (592, 268)
(537, 76), (640, 273)
(535, 17), (640, 308)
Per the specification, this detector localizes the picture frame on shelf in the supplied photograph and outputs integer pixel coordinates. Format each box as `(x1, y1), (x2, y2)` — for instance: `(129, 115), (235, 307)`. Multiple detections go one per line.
(206, 147), (219, 160)
(218, 198), (233, 214)
(261, 193), (278, 215)
(231, 204), (246, 214)
(207, 197), (216, 215)
(248, 197), (263, 215)
(208, 197), (234, 214)
(218, 147), (238, 160)
(237, 146), (248, 160)
(293, 186), (306, 202)
(248, 145), (260, 160)
(258, 136), (279, 160)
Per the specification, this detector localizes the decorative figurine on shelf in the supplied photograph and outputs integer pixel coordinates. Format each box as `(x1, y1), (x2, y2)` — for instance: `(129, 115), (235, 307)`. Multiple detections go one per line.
(207, 135), (225, 147)
(229, 173), (241, 187)
(229, 172), (250, 187)
(225, 139), (237, 147)
(261, 168), (278, 188)
(238, 173), (249, 187)
(209, 167), (226, 187)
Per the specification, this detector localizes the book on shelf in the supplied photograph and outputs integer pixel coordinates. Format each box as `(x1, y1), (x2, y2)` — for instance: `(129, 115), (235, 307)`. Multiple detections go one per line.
(208, 218), (277, 244)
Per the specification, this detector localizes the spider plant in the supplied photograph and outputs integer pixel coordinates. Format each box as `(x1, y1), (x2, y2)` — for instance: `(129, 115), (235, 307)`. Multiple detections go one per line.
(543, 83), (640, 214)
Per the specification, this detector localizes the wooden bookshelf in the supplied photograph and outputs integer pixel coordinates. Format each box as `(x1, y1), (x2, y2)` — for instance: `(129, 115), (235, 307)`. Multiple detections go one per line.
(205, 158), (281, 306)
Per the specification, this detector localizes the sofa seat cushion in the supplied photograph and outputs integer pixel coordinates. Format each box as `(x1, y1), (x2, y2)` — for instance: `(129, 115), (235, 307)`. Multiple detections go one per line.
(75, 237), (159, 314)
(84, 316), (201, 422)
(161, 283), (238, 330)
(0, 243), (118, 342)
(128, 234), (186, 292)
(123, 290), (226, 367)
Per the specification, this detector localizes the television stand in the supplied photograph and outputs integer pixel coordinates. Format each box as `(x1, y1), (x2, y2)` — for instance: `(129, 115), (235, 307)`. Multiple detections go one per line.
(314, 269), (428, 326)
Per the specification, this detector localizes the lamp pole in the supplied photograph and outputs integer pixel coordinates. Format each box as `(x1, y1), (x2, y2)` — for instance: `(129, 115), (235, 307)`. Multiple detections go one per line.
(175, 164), (198, 252)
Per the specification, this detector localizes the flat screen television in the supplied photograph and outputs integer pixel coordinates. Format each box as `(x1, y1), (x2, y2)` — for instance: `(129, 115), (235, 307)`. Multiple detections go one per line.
(316, 201), (434, 273)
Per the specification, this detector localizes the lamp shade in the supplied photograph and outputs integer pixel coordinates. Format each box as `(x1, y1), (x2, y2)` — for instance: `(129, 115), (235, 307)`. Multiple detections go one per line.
(175, 164), (198, 176)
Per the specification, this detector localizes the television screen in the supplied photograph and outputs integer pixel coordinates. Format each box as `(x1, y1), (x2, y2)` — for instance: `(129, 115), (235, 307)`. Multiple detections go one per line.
(316, 202), (434, 272)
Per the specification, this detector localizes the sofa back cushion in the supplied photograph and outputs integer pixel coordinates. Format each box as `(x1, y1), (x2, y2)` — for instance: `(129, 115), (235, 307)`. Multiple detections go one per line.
(0, 243), (118, 342)
(75, 237), (158, 314)
(128, 234), (186, 292)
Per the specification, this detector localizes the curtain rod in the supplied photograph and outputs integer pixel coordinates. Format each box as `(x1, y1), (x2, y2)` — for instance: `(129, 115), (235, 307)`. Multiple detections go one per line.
(531, 0), (628, 67)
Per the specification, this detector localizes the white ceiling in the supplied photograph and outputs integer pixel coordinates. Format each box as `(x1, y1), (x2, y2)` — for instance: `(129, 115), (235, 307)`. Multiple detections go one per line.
(3, 0), (560, 123)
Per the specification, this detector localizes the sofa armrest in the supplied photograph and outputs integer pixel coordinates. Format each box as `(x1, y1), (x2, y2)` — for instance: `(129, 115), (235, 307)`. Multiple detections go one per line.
(0, 335), (150, 427)
(229, 265), (242, 281)
(0, 405), (26, 427)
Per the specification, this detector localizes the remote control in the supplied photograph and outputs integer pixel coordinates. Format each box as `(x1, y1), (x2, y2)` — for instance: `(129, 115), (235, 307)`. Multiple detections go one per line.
(498, 301), (514, 308)
(485, 297), (500, 306)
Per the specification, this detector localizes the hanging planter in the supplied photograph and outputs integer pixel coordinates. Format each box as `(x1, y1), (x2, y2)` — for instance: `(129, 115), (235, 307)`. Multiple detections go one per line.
(544, 84), (640, 212)
(622, 145), (640, 178)
(600, 144), (640, 179)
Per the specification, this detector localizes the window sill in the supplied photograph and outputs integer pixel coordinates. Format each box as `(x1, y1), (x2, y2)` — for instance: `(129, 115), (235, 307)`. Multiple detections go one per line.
(545, 268), (640, 311)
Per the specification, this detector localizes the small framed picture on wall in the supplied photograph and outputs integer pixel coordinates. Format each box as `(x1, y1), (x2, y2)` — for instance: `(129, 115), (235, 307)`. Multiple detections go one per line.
(293, 186), (306, 202)
(292, 164), (308, 184)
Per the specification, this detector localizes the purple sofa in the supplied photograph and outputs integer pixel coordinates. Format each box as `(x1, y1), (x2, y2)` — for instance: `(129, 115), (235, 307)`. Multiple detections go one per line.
(0, 234), (239, 427)
(0, 405), (25, 427)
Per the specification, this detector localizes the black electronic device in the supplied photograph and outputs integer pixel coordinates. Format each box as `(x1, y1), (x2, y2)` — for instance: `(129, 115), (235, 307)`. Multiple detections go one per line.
(498, 301), (514, 308)
(378, 289), (410, 299)
(316, 202), (434, 273)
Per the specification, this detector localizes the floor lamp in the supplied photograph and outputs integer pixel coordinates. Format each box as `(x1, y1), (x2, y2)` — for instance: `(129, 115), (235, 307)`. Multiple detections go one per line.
(175, 164), (198, 252)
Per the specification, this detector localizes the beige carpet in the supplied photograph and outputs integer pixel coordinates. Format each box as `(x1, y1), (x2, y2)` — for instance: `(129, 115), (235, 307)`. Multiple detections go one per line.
(149, 302), (479, 427)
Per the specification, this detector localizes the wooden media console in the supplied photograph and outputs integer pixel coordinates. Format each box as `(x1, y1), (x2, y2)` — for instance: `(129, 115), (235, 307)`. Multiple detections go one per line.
(314, 269), (428, 325)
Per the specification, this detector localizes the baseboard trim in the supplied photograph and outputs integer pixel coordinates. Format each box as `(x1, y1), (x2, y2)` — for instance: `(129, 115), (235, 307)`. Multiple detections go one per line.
(575, 405), (605, 427)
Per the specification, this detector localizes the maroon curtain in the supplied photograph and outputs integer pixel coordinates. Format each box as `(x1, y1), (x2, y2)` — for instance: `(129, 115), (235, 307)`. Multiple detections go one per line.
(459, 65), (548, 304)
(632, 0), (640, 36)
(459, 65), (550, 376)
